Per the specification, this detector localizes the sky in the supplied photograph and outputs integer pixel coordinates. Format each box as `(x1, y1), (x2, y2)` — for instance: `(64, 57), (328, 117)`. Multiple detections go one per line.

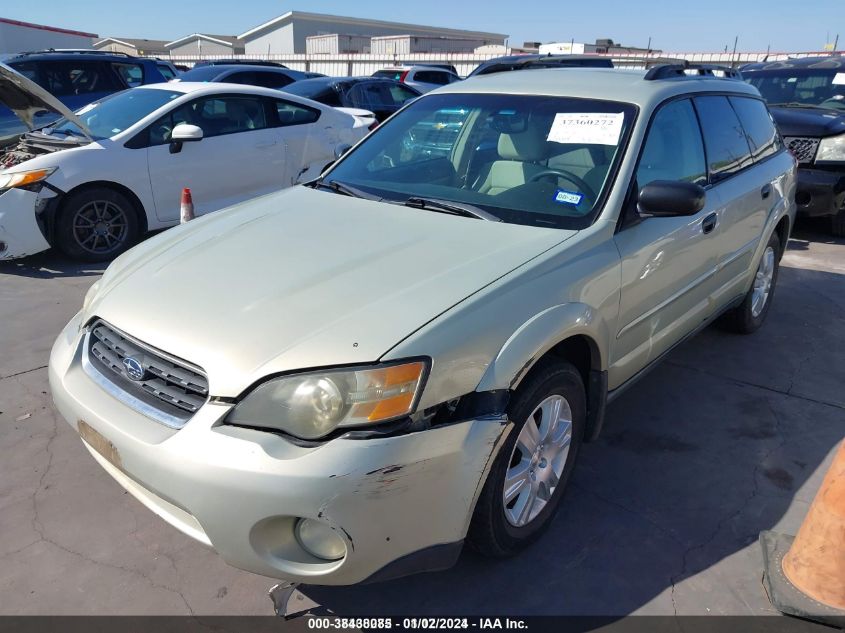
(4, 0), (844, 52)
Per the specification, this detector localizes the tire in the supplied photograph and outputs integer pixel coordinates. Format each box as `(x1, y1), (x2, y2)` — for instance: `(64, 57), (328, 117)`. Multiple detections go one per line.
(832, 208), (845, 238)
(55, 187), (141, 262)
(719, 231), (781, 334)
(467, 359), (586, 557)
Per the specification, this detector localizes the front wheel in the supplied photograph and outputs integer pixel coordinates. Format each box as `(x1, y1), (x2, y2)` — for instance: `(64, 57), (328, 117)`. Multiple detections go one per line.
(467, 359), (585, 557)
(719, 231), (781, 334)
(55, 187), (141, 262)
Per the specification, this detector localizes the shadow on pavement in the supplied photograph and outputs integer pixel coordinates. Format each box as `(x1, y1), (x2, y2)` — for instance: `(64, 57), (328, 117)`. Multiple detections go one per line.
(0, 249), (106, 279)
(302, 256), (845, 616)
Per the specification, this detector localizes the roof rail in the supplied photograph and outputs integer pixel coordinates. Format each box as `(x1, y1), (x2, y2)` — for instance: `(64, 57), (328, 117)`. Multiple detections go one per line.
(16, 48), (136, 57)
(644, 62), (743, 80)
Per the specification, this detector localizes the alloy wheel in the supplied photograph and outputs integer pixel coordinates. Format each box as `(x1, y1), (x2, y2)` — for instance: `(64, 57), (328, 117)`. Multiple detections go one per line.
(503, 394), (573, 527)
(751, 246), (776, 318)
(72, 200), (129, 256)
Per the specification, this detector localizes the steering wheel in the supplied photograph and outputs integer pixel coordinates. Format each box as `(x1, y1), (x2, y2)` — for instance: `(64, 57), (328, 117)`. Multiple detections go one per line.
(529, 169), (597, 202)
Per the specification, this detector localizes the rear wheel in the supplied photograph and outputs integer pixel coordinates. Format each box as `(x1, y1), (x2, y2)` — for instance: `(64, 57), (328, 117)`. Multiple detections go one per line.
(719, 231), (781, 334)
(467, 359), (585, 557)
(56, 187), (141, 262)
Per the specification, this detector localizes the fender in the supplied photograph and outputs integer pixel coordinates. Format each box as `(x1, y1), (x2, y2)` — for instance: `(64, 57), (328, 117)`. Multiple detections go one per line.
(476, 302), (610, 393)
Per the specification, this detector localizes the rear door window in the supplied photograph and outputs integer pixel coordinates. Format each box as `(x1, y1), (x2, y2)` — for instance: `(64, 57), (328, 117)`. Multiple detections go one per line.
(693, 95), (754, 181)
(112, 63), (145, 88)
(728, 96), (781, 161)
(38, 61), (118, 97)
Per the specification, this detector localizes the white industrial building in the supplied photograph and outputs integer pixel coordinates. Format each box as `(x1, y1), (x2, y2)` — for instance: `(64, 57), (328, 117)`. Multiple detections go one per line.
(0, 17), (96, 54)
(238, 11), (506, 55)
(370, 35), (494, 55)
(306, 34), (372, 55)
(165, 33), (244, 56)
(93, 37), (169, 57)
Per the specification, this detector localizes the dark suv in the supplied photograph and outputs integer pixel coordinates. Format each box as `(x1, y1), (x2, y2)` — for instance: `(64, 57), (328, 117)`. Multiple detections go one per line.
(0, 50), (167, 146)
(743, 56), (845, 235)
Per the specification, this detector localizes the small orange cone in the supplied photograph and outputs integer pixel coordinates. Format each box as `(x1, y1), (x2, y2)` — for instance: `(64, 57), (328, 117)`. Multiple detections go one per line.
(180, 188), (195, 223)
(761, 440), (845, 624)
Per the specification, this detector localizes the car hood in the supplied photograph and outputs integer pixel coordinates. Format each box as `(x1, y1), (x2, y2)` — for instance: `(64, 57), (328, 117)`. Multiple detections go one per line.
(0, 63), (93, 140)
(769, 105), (845, 138)
(90, 186), (574, 397)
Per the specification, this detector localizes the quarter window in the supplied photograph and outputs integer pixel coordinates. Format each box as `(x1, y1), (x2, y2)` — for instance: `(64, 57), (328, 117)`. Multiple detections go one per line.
(637, 99), (706, 187)
(275, 100), (320, 126)
(728, 96), (781, 161)
(693, 95), (754, 180)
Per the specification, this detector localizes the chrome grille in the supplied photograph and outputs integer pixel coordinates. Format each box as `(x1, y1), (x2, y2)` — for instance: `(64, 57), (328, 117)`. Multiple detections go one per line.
(783, 136), (820, 164)
(83, 320), (208, 428)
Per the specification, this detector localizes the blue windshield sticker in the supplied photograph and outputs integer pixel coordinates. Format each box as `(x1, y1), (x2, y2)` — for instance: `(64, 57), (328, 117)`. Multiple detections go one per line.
(554, 189), (584, 205)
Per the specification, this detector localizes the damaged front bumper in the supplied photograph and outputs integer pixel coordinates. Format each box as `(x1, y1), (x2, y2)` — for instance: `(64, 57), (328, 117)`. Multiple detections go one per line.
(0, 186), (56, 260)
(49, 313), (510, 585)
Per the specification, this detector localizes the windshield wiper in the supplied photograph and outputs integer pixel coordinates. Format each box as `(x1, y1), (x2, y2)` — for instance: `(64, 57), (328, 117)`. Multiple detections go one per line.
(311, 178), (381, 201)
(402, 196), (501, 222)
(768, 102), (832, 110)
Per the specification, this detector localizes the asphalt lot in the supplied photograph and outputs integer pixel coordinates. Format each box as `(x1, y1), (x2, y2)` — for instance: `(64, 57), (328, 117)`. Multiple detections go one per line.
(0, 223), (843, 616)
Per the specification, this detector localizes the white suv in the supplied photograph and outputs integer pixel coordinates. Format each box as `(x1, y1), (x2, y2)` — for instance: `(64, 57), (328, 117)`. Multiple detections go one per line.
(373, 65), (461, 93)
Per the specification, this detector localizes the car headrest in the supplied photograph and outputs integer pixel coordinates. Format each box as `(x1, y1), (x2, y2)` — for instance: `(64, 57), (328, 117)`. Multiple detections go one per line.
(497, 125), (549, 162)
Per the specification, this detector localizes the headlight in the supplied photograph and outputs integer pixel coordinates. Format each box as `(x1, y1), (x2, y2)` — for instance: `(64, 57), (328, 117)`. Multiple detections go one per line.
(0, 167), (56, 191)
(226, 359), (428, 440)
(816, 134), (845, 163)
(82, 280), (101, 312)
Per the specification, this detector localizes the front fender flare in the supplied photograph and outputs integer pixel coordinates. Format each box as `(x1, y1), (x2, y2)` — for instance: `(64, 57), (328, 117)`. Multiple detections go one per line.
(476, 302), (610, 393)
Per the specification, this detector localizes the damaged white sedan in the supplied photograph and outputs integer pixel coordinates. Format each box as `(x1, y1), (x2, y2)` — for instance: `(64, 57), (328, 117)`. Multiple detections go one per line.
(0, 63), (370, 261)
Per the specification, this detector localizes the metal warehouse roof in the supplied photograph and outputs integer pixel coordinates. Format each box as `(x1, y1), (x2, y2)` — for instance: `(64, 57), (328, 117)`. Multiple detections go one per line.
(238, 10), (507, 41)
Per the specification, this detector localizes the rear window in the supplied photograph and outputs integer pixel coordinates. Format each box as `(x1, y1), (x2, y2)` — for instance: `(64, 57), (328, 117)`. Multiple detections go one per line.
(157, 64), (176, 80)
(177, 66), (226, 82)
(728, 96), (781, 161)
(693, 95), (753, 180)
(373, 70), (404, 81)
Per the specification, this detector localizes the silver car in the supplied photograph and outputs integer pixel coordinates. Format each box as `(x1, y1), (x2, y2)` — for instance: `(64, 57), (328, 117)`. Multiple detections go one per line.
(49, 65), (796, 586)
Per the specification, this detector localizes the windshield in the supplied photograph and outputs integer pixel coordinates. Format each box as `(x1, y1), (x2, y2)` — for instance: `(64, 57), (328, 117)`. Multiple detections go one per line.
(323, 93), (636, 229)
(51, 88), (182, 140)
(745, 69), (845, 110)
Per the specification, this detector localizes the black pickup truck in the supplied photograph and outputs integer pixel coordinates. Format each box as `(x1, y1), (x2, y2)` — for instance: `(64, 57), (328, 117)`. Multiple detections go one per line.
(743, 56), (845, 235)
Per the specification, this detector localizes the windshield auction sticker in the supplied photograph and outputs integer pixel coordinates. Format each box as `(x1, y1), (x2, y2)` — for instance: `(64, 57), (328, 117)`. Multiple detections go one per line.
(547, 112), (624, 145)
(833, 72), (845, 85)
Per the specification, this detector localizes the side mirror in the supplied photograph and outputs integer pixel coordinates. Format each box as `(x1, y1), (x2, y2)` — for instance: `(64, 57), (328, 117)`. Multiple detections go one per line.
(638, 180), (706, 217)
(169, 124), (203, 154)
(334, 143), (352, 159)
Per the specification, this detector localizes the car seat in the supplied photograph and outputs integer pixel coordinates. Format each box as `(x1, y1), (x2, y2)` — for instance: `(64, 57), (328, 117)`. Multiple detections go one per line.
(475, 126), (550, 195)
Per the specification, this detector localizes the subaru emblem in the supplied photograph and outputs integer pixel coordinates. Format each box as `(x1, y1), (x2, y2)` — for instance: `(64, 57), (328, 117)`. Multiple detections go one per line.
(122, 357), (146, 381)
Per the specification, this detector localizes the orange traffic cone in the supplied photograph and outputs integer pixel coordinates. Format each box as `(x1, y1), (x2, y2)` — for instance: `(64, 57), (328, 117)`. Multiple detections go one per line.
(761, 440), (845, 625)
(180, 188), (195, 223)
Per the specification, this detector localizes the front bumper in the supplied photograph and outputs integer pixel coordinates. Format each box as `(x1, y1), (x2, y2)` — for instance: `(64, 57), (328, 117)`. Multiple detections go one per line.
(0, 187), (51, 260)
(49, 313), (509, 585)
(795, 166), (845, 218)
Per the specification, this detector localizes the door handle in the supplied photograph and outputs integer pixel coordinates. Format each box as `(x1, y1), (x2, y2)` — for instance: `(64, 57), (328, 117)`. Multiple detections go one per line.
(702, 212), (718, 235)
(761, 183), (772, 199)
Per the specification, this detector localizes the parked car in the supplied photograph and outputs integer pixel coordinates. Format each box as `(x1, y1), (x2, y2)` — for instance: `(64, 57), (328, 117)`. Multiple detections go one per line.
(282, 76), (420, 123)
(193, 59), (288, 69)
(0, 67), (371, 261)
(48, 64), (795, 587)
(0, 51), (168, 147)
(467, 54), (613, 77)
(742, 56), (845, 235)
(373, 65), (461, 93)
(172, 64), (309, 90)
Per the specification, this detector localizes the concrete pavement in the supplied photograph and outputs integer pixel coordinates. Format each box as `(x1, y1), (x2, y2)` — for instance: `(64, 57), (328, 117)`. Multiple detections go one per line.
(0, 226), (842, 615)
